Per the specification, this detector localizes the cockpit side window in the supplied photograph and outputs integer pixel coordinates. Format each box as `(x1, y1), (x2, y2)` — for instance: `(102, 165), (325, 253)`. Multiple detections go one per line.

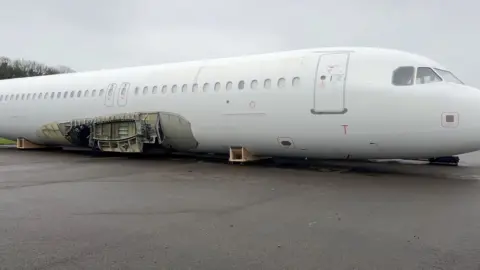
(392, 66), (414, 86)
(433, 68), (464, 84)
(416, 67), (442, 84)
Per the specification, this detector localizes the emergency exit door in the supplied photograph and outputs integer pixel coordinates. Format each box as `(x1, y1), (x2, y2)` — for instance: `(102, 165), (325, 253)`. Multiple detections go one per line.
(311, 52), (349, 114)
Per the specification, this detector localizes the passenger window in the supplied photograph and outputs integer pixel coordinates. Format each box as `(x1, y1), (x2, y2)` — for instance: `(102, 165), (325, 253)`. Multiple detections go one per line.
(38, 93), (43, 99)
(392, 66), (414, 86)
(182, 84), (188, 93)
(99, 89), (104, 96)
(192, 84), (198, 92)
(134, 87), (139, 95)
(226, 81), (232, 91)
(292, 77), (300, 87)
(0, 95), (3, 101)
(50, 92), (55, 99)
(238, 80), (245, 90)
(202, 83), (209, 92)
(172, 85), (178, 93)
(264, 79), (271, 89)
(27, 93), (31, 100)
(70, 91), (75, 98)
(278, 78), (286, 88)
(153, 86), (158, 94)
(143, 86), (148, 95)
(251, 80), (258, 89)
(84, 90), (89, 97)
(44, 93), (48, 99)
(63, 91), (68, 98)
(15, 94), (19, 100)
(416, 67), (442, 84)
(77, 90), (82, 97)
(33, 93), (37, 99)
(21, 94), (25, 100)
(57, 92), (61, 98)
(162, 85), (168, 93)
(92, 90), (97, 97)
(214, 82), (221, 91)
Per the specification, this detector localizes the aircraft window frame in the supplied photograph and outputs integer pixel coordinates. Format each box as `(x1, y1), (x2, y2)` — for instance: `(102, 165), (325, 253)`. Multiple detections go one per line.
(433, 68), (464, 84)
(278, 78), (286, 88)
(92, 89), (97, 97)
(50, 92), (55, 99)
(415, 67), (443, 85)
(226, 81), (232, 91)
(182, 84), (188, 93)
(84, 90), (89, 97)
(214, 82), (221, 92)
(153, 86), (158, 94)
(77, 90), (82, 98)
(191, 84), (198, 92)
(251, 80), (258, 89)
(264, 79), (271, 89)
(392, 66), (415, 86)
(202, 83), (209, 92)
(238, 80), (245, 90)
(292, 77), (300, 87)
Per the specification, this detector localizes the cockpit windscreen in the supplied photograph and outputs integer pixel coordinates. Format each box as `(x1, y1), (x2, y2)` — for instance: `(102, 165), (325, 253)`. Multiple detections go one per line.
(433, 68), (464, 84)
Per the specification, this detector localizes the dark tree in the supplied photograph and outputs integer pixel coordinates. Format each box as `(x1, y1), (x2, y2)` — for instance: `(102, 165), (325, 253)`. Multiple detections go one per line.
(0, 56), (75, 80)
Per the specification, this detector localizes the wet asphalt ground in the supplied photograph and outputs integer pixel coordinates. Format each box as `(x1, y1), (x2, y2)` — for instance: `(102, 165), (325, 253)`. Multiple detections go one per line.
(1, 148), (480, 269)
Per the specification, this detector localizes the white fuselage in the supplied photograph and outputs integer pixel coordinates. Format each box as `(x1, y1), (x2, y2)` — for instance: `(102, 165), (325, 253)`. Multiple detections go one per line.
(1, 47), (480, 159)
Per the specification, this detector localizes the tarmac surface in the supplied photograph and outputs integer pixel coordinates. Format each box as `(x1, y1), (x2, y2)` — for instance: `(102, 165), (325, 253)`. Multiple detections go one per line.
(1, 148), (480, 269)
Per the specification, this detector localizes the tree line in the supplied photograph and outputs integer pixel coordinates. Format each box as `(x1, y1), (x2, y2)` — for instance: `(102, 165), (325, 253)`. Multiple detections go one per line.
(0, 56), (75, 80)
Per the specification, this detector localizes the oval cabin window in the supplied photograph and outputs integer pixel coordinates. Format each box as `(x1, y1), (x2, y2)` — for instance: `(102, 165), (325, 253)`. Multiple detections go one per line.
(251, 80), (258, 89)
(292, 77), (300, 87)
(264, 79), (271, 89)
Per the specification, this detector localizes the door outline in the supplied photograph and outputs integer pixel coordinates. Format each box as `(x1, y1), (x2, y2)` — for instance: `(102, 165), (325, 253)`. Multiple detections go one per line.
(104, 83), (117, 107)
(310, 52), (350, 115)
(117, 82), (130, 107)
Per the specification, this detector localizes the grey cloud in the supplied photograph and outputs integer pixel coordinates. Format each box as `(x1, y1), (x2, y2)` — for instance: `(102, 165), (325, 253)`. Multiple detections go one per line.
(1, 0), (478, 86)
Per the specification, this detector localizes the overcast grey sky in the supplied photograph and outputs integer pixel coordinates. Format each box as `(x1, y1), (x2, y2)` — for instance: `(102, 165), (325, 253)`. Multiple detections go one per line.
(1, 0), (478, 86)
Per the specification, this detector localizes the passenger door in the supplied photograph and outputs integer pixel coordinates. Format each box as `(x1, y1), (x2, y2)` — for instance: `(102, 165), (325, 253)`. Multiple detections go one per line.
(104, 83), (117, 107)
(311, 52), (349, 114)
(117, 82), (130, 107)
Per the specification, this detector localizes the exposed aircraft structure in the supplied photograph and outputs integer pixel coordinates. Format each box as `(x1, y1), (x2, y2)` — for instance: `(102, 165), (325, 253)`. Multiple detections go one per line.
(1, 46), (478, 166)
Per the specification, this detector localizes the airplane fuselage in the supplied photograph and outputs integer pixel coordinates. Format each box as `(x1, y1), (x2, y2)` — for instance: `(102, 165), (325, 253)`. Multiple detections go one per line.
(1, 47), (479, 160)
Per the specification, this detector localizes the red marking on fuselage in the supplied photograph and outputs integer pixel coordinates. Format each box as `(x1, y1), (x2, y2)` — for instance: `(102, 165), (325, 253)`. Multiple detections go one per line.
(341, 125), (348, 135)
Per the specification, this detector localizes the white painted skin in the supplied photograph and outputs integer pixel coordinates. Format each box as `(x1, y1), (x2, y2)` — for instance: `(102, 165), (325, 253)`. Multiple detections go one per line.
(0, 47), (479, 160)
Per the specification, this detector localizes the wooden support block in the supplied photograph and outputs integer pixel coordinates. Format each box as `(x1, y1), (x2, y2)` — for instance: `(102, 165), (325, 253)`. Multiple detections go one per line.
(229, 146), (262, 163)
(16, 138), (48, 149)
